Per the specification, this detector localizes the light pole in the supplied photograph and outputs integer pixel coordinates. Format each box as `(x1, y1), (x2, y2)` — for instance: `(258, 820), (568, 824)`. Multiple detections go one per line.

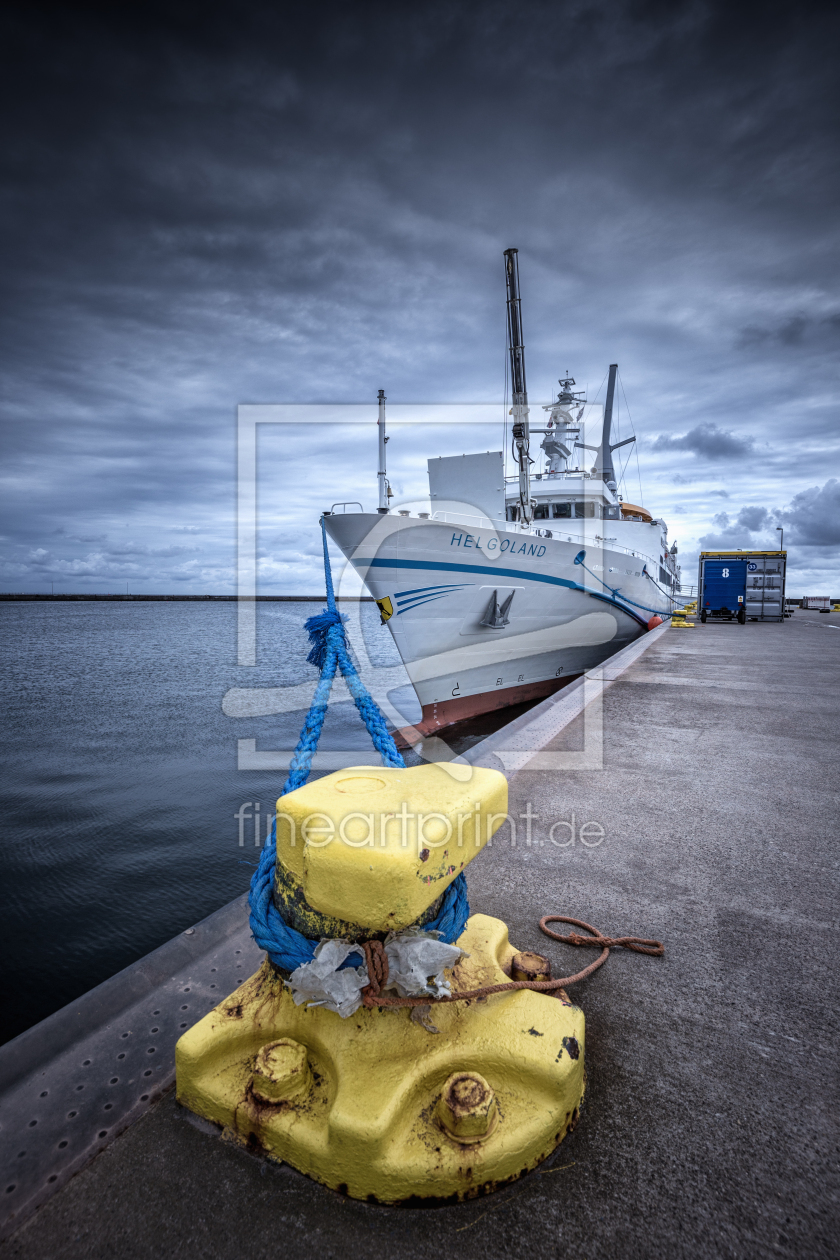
(776, 526), (783, 552)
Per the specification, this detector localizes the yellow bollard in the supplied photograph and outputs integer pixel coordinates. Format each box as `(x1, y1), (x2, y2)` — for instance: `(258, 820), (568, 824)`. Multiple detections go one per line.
(269, 763), (503, 937)
(176, 764), (585, 1203)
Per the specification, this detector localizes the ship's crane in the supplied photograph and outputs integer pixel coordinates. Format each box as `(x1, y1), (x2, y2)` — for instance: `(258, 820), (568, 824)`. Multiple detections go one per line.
(504, 248), (533, 525)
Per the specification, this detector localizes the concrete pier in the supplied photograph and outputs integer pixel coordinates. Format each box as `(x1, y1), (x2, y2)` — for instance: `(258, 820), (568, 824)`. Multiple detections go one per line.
(2, 610), (838, 1259)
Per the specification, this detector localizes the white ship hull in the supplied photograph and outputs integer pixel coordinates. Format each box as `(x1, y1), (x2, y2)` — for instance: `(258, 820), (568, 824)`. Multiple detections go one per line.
(325, 511), (675, 735)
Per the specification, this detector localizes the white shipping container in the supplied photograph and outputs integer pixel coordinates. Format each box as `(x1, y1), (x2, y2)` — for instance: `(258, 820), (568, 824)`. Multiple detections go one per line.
(801, 596), (830, 610)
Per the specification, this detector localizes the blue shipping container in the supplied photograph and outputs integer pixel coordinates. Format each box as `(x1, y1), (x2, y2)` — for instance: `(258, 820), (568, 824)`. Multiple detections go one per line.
(702, 559), (747, 615)
(698, 551), (786, 622)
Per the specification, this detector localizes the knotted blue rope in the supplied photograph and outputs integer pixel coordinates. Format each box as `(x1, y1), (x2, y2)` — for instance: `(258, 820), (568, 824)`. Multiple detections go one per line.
(248, 517), (470, 972)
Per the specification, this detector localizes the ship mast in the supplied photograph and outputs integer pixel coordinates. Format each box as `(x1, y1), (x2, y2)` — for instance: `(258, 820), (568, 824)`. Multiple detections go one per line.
(600, 365), (618, 489)
(377, 388), (388, 513)
(504, 248), (532, 525)
(597, 363), (635, 493)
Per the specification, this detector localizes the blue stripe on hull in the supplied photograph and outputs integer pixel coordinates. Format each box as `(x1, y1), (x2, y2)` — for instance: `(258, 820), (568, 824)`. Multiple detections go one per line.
(353, 556), (650, 629)
(394, 583), (472, 599)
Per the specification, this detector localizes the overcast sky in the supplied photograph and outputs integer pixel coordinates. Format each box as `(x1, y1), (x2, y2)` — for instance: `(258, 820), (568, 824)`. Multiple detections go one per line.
(1, 0), (838, 597)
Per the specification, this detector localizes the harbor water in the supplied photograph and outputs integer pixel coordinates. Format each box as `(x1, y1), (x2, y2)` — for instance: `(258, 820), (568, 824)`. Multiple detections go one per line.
(0, 600), (408, 1045)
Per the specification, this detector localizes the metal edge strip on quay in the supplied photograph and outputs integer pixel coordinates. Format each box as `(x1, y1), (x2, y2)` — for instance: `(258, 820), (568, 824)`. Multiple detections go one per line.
(0, 622), (670, 1239)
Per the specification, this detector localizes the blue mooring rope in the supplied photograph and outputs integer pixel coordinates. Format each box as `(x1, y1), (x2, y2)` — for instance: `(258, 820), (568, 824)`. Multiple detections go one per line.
(248, 517), (470, 972)
(574, 549), (672, 620)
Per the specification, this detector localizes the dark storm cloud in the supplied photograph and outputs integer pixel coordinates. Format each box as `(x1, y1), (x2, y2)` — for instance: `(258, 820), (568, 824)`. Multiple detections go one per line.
(698, 478), (839, 554)
(653, 424), (755, 460)
(738, 312), (840, 350)
(702, 504), (772, 544)
(779, 479), (840, 547)
(734, 506), (769, 532)
(1, 0), (838, 590)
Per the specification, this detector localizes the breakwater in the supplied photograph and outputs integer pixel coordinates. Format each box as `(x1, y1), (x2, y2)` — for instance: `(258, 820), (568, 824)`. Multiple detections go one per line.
(0, 594), (373, 602)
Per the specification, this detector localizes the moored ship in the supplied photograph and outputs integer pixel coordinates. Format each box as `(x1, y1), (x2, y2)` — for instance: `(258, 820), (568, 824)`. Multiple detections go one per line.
(325, 250), (680, 736)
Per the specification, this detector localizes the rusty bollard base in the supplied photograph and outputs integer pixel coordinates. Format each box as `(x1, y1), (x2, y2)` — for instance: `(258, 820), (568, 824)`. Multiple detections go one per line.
(175, 913), (585, 1204)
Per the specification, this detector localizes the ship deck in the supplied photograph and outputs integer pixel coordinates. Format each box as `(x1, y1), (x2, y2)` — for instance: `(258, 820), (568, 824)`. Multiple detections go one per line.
(2, 610), (838, 1259)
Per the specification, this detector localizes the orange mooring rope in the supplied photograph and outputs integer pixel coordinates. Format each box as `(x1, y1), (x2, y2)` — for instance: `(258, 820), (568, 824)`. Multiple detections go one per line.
(359, 915), (664, 1009)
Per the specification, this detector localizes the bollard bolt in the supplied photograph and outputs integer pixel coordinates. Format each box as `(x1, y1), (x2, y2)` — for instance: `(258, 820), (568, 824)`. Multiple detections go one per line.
(252, 1039), (312, 1103)
(436, 1072), (498, 1144)
(511, 950), (551, 983)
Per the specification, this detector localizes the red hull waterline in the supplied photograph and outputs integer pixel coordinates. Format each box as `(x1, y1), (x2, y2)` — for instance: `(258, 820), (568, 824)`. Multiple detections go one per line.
(392, 621), (662, 744)
(393, 674), (580, 746)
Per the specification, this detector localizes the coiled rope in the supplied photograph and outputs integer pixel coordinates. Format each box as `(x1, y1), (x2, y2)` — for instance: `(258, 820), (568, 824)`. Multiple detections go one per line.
(359, 915), (664, 1008)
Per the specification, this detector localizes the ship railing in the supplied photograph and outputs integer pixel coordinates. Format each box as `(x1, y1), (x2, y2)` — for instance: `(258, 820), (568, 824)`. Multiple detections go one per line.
(503, 471), (596, 483)
(430, 510), (501, 530)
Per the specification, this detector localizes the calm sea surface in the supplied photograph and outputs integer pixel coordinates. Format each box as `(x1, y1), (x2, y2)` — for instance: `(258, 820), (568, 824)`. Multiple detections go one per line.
(0, 601), (410, 1045)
